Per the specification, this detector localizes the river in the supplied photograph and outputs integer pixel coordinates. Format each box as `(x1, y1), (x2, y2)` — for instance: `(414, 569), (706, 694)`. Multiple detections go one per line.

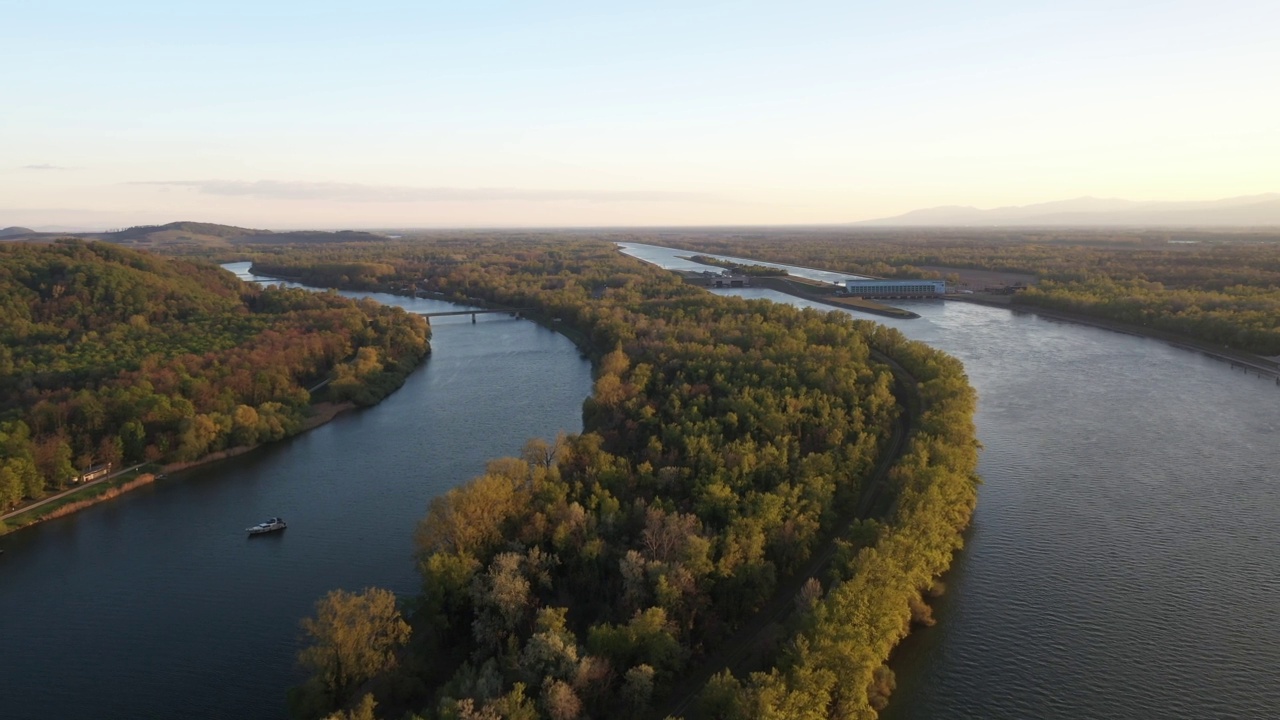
(616, 241), (867, 283)
(3, 253), (1278, 719)
(620, 244), (1280, 719)
(0, 263), (593, 720)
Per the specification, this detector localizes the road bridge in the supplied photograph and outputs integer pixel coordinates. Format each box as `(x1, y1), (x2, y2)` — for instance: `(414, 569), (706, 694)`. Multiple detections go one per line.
(414, 308), (532, 323)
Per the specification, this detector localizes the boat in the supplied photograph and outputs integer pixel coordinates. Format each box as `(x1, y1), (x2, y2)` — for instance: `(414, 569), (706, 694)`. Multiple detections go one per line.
(246, 517), (287, 535)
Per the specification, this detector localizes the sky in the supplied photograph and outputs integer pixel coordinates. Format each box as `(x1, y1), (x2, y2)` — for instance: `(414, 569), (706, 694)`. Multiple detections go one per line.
(3, 0), (1278, 229)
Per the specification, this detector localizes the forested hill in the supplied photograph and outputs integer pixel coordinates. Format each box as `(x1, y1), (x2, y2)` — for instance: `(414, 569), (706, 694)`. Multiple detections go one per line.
(0, 240), (430, 513)
(0, 221), (388, 253)
(102, 222), (391, 251)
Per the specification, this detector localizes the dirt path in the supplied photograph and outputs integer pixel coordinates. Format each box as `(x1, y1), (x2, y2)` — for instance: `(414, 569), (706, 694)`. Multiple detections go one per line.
(0, 463), (145, 523)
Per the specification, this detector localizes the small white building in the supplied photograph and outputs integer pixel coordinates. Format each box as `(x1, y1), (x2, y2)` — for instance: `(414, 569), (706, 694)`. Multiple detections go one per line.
(844, 279), (946, 297)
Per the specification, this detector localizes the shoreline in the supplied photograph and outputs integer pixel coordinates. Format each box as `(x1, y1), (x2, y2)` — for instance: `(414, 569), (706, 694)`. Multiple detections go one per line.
(1, 465), (148, 531)
(0, 400), (361, 537)
(948, 295), (1280, 381)
(650, 245), (1278, 380)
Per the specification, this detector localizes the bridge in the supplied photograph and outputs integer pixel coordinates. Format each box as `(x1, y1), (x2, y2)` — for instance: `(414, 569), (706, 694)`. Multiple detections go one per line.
(415, 308), (532, 323)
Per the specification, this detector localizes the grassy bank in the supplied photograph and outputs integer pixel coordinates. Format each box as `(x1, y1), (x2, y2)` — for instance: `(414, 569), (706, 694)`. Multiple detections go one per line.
(1, 469), (158, 536)
(0, 398), (382, 538)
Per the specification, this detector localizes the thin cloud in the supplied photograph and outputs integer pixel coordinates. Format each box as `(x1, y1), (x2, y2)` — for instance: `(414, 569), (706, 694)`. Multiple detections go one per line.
(130, 179), (718, 204)
(20, 164), (74, 170)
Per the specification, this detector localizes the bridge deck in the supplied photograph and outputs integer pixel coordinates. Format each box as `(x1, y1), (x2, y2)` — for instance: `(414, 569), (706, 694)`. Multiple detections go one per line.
(415, 308), (530, 318)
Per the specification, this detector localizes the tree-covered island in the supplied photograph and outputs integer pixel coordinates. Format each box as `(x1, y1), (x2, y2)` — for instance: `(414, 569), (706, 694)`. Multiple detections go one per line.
(250, 238), (979, 720)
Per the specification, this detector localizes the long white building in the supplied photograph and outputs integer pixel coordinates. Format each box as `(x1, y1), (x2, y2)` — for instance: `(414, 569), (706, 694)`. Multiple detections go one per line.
(844, 279), (946, 297)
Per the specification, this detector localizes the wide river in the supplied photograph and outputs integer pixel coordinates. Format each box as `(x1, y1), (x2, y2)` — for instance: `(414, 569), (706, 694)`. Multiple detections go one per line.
(3, 252), (1278, 719)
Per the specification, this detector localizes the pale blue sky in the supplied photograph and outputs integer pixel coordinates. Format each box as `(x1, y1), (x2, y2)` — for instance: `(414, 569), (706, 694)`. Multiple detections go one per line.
(3, 0), (1277, 228)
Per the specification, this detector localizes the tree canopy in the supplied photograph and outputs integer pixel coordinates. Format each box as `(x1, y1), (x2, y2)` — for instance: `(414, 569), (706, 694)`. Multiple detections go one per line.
(265, 237), (979, 719)
(0, 240), (430, 512)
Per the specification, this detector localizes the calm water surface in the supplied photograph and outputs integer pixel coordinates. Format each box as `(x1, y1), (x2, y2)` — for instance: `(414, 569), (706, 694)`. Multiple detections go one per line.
(617, 241), (867, 283)
(0, 264), (593, 719)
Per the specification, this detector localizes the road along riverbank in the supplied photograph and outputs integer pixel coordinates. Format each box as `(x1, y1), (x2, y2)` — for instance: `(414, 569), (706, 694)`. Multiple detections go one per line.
(1, 464), (148, 532)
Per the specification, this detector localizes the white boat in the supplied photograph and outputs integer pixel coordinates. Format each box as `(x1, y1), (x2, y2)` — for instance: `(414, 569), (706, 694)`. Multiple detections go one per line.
(246, 517), (287, 535)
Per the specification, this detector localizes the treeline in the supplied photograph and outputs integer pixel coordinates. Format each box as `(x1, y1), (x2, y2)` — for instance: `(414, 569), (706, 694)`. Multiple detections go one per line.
(255, 238), (978, 720)
(635, 229), (1280, 355)
(0, 240), (430, 512)
(687, 256), (788, 277)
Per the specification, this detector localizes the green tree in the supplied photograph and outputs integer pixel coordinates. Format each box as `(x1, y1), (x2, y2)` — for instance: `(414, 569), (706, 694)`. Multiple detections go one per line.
(0, 463), (23, 509)
(13, 457), (43, 500)
(322, 693), (377, 720)
(296, 587), (411, 713)
(35, 438), (76, 490)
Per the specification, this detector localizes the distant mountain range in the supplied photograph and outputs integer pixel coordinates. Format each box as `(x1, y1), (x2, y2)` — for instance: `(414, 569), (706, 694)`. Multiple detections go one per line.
(0, 221), (388, 247)
(856, 194), (1280, 227)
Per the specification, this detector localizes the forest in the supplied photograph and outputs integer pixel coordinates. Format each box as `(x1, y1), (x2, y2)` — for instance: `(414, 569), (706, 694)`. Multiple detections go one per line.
(620, 228), (1280, 356)
(248, 239), (979, 720)
(0, 240), (430, 515)
(686, 256), (788, 277)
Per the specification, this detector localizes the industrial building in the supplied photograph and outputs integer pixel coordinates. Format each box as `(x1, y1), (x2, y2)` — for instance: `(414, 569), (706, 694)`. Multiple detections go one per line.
(843, 279), (946, 297)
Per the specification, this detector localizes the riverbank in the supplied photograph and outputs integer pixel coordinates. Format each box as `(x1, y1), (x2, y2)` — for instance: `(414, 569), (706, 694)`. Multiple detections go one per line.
(0, 400), (365, 537)
(949, 294), (1280, 381)
(1, 467), (151, 535)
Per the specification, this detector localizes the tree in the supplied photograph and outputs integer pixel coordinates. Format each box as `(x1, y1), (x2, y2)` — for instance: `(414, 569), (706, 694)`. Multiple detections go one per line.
(520, 607), (580, 682)
(0, 463), (23, 509)
(176, 413), (219, 461)
(97, 434), (124, 469)
(323, 693), (377, 720)
(417, 474), (517, 557)
(541, 679), (582, 720)
(297, 587), (411, 711)
(620, 664), (656, 719)
(470, 552), (533, 653)
(34, 437), (76, 490)
(13, 457), (42, 500)
(230, 404), (261, 447)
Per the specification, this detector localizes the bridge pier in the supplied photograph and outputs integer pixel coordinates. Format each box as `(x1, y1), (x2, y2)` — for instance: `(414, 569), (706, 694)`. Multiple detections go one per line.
(472, 313), (477, 323)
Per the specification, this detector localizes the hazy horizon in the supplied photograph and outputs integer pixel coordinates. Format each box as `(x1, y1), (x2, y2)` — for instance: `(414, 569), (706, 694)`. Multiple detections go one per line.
(6, 1), (1278, 228)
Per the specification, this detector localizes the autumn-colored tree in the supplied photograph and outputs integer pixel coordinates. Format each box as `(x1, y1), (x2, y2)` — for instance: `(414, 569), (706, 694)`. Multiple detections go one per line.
(295, 587), (411, 716)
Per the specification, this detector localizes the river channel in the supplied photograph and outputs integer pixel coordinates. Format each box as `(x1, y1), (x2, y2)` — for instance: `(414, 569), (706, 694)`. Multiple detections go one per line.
(621, 243), (1280, 719)
(0, 264), (593, 719)
(3, 252), (1278, 719)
